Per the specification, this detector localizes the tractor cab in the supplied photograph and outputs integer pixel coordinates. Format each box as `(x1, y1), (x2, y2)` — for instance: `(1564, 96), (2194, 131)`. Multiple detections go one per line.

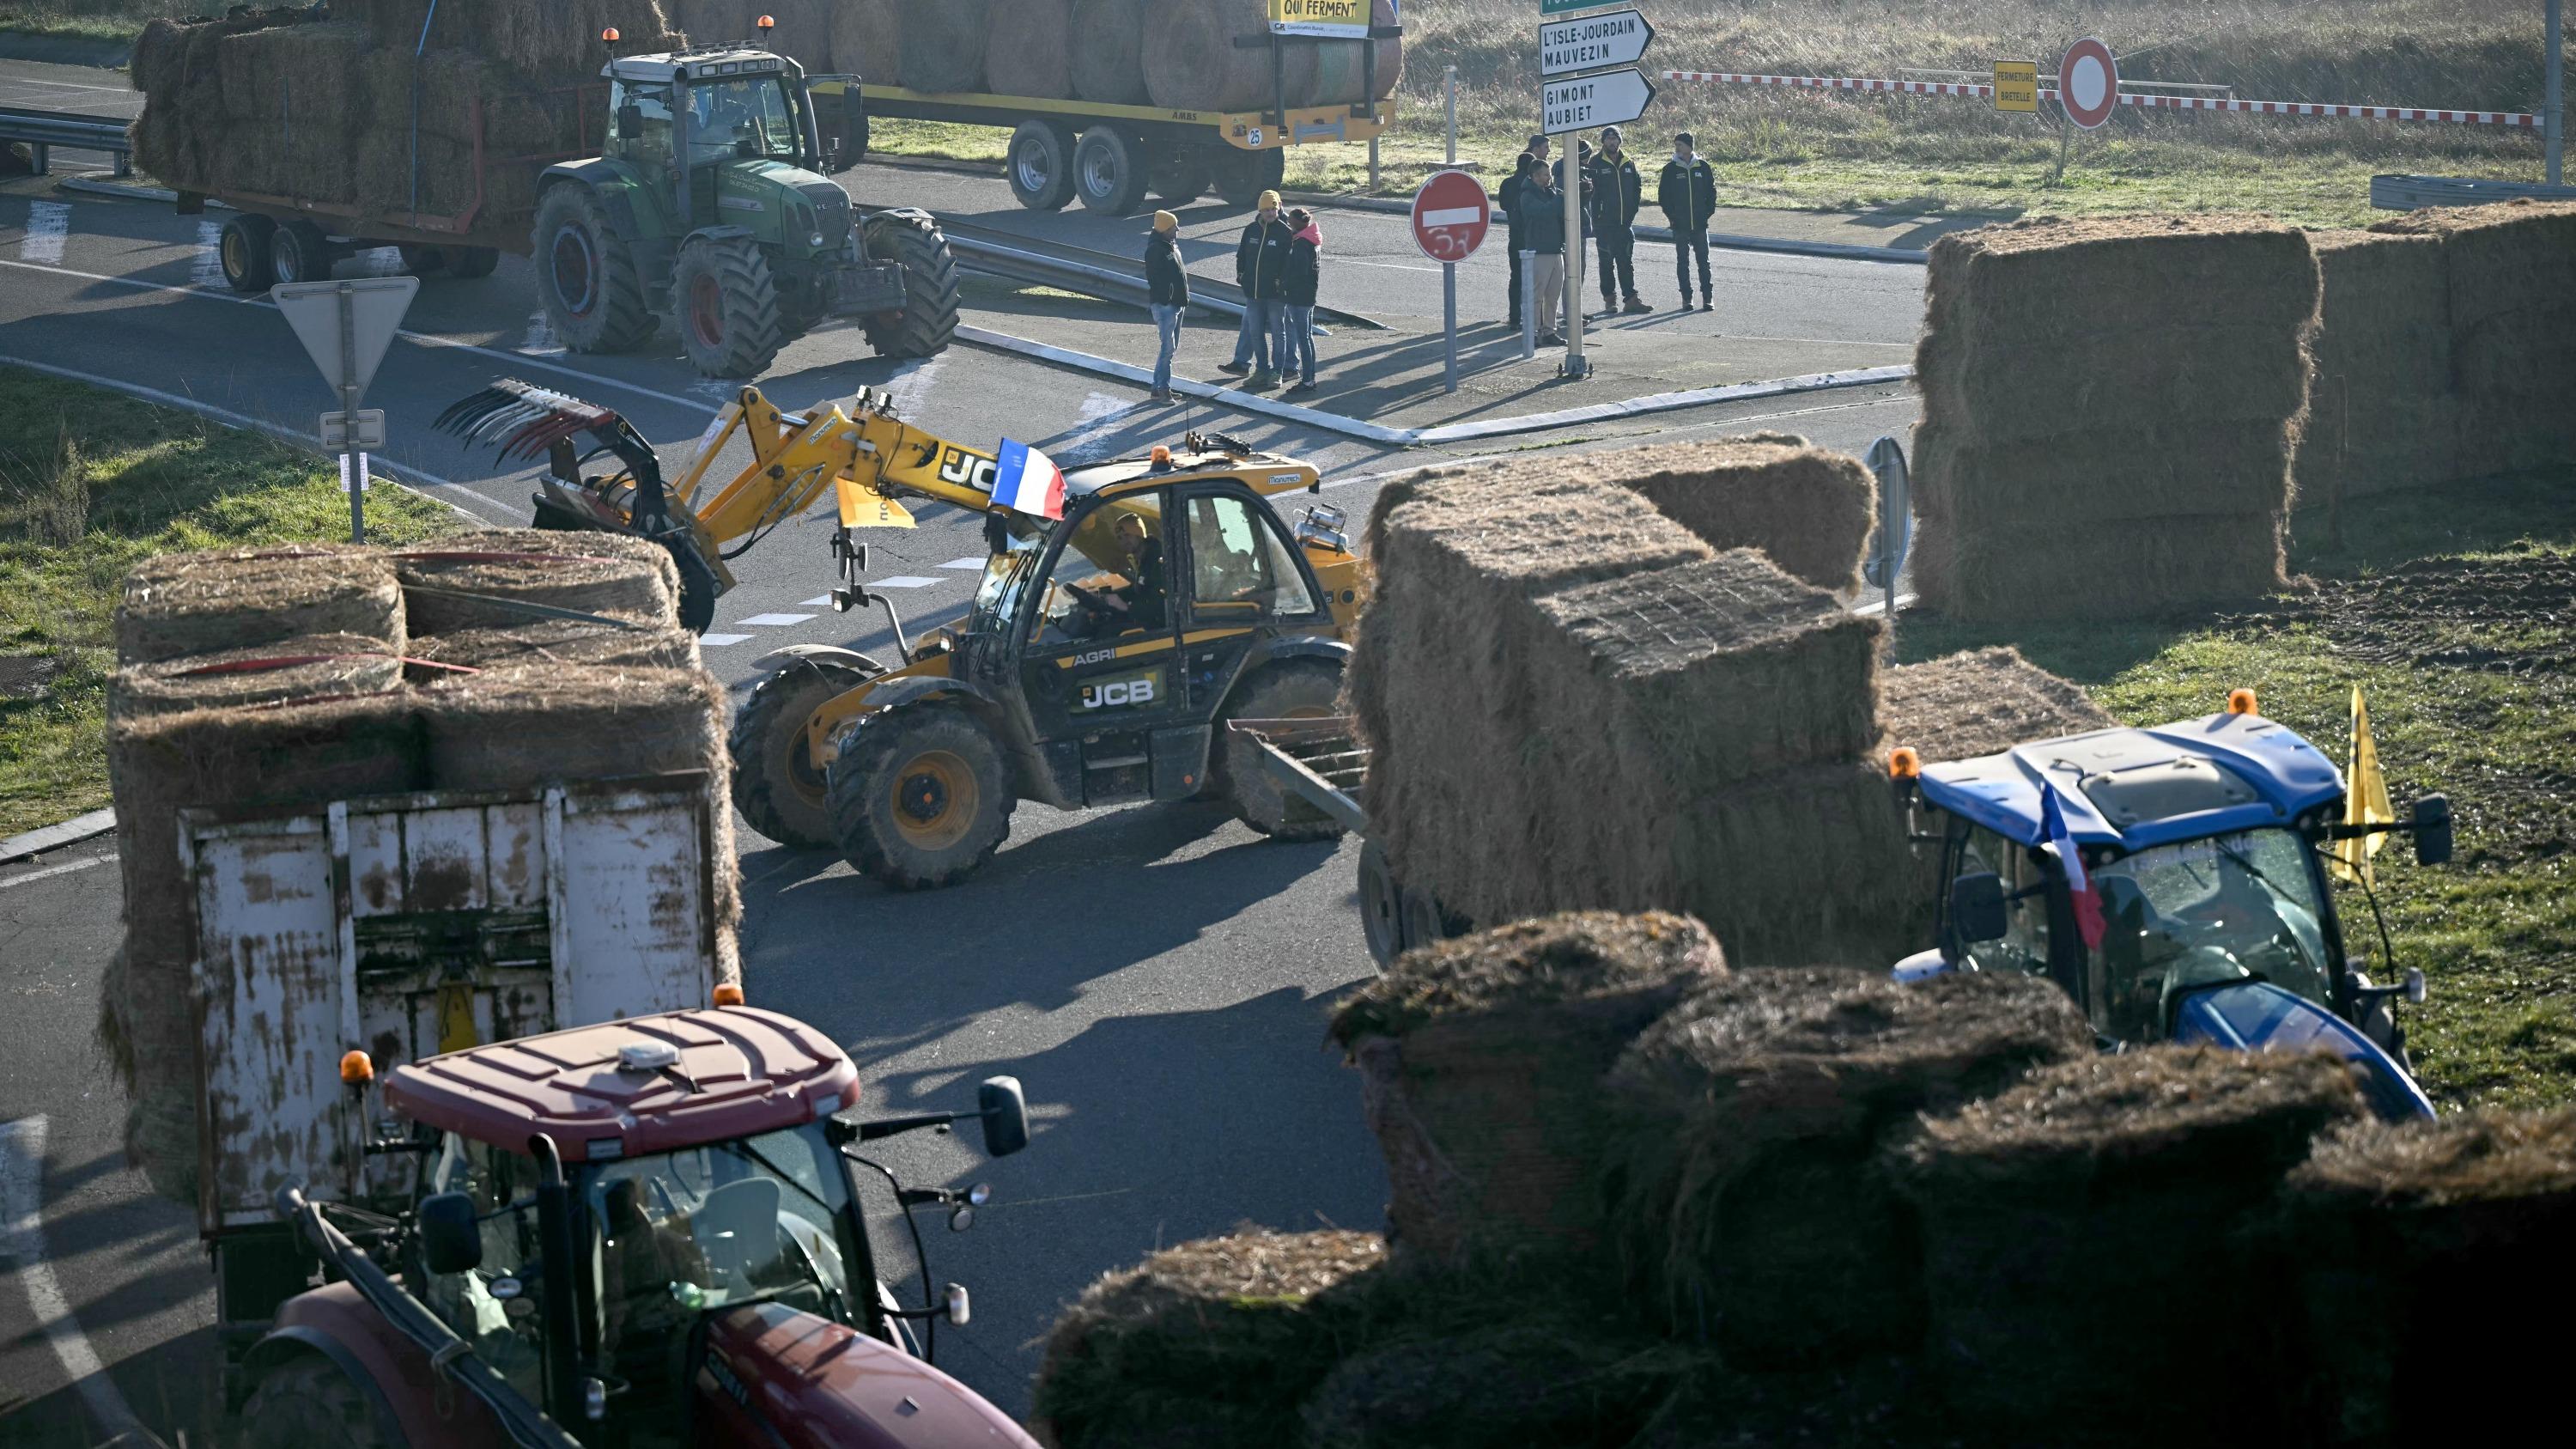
(1892, 700), (2451, 1120)
(245, 1008), (1035, 1448)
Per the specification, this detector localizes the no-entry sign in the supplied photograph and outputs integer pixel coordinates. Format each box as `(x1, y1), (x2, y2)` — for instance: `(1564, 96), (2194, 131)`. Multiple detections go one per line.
(1410, 168), (1492, 263)
(2058, 36), (2118, 130)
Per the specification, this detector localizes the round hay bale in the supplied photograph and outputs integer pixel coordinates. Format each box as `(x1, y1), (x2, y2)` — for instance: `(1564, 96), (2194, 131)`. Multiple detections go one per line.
(1605, 967), (2089, 1366)
(396, 528), (679, 635)
(1067, 0), (1149, 104)
(763, 0), (836, 71)
(1143, 0), (1316, 113)
(1032, 1228), (1382, 1449)
(1328, 911), (1726, 1262)
(829, 0), (903, 84)
(2277, 1109), (2576, 1443)
(116, 545), (403, 667)
(111, 633), (404, 721)
(1301, 1323), (1703, 1449)
(407, 617), (702, 674)
(984, 0), (1073, 100)
(1893, 1045), (2365, 1437)
(893, 0), (989, 93)
(1305, 0), (1402, 106)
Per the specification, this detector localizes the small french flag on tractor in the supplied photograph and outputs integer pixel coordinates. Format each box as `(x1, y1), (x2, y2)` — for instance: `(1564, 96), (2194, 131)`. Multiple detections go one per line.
(992, 438), (1066, 521)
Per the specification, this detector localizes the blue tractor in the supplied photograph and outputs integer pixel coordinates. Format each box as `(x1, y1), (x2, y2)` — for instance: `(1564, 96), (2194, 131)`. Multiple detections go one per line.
(1889, 694), (2451, 1120)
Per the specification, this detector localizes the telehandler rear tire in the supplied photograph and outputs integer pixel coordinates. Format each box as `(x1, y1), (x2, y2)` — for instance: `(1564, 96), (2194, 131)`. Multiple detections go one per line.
(673, 234), (788, 379)
(535, 185), (657, 354)
(732, 658), (886, 849)
(860, 211), (961, 359)
(1218, 659), (1347, 842)
(828, 703), (1015, 889)
(242, 1354), (390, 1449)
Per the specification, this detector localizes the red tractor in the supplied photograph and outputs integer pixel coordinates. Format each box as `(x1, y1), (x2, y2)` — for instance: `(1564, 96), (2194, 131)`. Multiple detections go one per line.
(235, 1007), (1038, 1448)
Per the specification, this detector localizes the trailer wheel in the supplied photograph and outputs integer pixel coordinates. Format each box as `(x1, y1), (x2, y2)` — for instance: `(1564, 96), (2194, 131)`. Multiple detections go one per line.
(732, 657), (887, 848)
(1400, 883), (1463, 952)
(860, 211), (960, 359)
(1214, 147), (1286, 210)
(1074, 127), (1151, 215)
(1358, 840), (1401, 971)
(1152, 150), (1214, 204)
(1218, 660), (1347, 841)
(396, 242), (447, 276)
(828, 703), (1016, 889)
(267, 221), (331, 286)
(1005, 120), (1078, 210)
(219, 214), (276, 292)
(535, 184), (657, 354)
(671, 233), (787, 379)
(243, 1355), (390, 1449)
(443, 245), (500, 279)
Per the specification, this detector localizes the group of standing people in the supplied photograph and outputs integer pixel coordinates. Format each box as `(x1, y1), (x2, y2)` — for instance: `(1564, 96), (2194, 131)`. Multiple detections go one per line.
(1500, 126), (1720, 339)
(1145, 193), (1323, 402)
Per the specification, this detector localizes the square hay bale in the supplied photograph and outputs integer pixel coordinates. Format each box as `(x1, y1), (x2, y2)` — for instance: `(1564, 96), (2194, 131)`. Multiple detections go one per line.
(1328, 912), (1727, 1263)
(1919, 320), (2315, 453)
(131, 17), (190, 99)
(396, 529), (680, 635)
(1893, 1046), (2364, 1437)
(1925, 213), (2324, 339)
(1875, 648), (2114, 767)
(1669, 757), (1921, 968)
(116, 545), (404, 667)
(110, 633), (406, 721)
(2293, 231), (2458, 502)
(360, 1), (682, 82)
(1912, 510), (2289, 623)
(1605, 968), (2089, 1366)
(1031, 1228), (1385, 1449)
(2277, 1109), (2576, 1445)
(407, 618), (702, 674)
(212, 22), (371, 204)
(2372, 200), (2576, 478)
(1595, 436), (1878, 593)
(1301, 1324), (1706, 1449)
(1912, 417), (2303, 524)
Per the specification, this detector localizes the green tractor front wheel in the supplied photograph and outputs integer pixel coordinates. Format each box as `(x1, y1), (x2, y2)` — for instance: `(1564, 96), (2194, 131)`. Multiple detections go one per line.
(534, 186), (656, 354)
(672, 234), (788, 378)
(860, 212), (962, 360)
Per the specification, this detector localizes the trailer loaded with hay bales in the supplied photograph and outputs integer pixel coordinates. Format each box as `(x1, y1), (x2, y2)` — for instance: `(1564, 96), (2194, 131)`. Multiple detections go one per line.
(130, 3), (962, 377)
(812, 0), (1404, 212)
(95, 529), (747, 1403)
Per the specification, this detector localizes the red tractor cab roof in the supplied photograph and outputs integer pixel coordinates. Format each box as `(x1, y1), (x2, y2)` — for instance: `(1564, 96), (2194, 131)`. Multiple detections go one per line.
(383, 1008), (860, 1165)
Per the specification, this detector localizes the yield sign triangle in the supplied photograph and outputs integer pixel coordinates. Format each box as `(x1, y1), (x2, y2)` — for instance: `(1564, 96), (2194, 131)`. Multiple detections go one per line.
(272, 277), (420, 404)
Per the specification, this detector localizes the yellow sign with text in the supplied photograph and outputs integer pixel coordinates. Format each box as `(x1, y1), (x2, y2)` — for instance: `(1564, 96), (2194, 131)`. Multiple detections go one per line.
(1993, 60), (2039, 113)
(1269, 0), (1371, 40)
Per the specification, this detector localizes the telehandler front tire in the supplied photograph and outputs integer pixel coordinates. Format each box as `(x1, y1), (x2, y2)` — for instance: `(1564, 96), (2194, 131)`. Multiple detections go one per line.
(732, 658), (886, 849)
(535, 185), (657, 353)
(673, 234), (787, 378)
(828, 704), (1014, 889)
(1218, 659), (1347, 842)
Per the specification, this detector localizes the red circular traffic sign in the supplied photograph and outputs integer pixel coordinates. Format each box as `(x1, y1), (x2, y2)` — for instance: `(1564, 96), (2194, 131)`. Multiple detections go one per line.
(1410, 169), (1492, 265)
(2058, 36), (2119, 130)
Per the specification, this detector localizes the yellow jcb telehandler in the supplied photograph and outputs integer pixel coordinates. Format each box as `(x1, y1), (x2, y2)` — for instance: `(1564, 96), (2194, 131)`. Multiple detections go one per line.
(439, 379), (1364, 888)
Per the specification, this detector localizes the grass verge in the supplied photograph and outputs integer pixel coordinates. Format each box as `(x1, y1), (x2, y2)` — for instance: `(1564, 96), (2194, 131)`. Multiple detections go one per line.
(0, 367), (457, 838)
(0, 0), (155, 43)
(1893, 472), (2576, 1111)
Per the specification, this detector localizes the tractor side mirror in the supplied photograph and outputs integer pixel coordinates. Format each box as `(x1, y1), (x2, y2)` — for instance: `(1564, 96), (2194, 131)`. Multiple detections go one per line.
(617, 103), (645, 142)
(416, 1191), (483, 1275)
(1949, 872), (2008, 944)
(2411, 795), (2452, 866)
(978, 1075), (1030, 1159)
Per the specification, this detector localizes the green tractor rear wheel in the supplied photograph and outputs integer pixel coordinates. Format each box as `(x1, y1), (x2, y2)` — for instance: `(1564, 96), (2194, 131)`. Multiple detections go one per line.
(535, 186), (656, 353)
(672, 234), (787, 378)
(860, 212), (962, 360)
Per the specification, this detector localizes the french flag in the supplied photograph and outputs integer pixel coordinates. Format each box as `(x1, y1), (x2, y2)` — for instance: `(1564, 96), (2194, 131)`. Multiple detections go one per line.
(991, 438), (1066, 521)
(2041, 782), (2108, 951)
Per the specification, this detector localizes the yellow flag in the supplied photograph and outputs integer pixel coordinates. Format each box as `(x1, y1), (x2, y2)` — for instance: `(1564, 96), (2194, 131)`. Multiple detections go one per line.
(835, 475), (917, 529)
(2330, 685), (2395, 886)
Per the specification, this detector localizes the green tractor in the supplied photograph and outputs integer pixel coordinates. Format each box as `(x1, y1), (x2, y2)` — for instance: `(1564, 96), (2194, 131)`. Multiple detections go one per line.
(534, 39), (959, 377)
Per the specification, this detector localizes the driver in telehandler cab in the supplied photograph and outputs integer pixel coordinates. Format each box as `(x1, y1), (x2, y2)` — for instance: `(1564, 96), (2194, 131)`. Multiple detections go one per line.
(1065, 513), (1167, 637)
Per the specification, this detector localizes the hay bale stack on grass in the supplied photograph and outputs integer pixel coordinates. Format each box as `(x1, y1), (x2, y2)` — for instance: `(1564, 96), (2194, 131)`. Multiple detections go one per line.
(1144, 0), (1317, 113)
(985, 0), (1076, 101)
(394, 528), (679, 635)
(1067, 0), (1150, 104)
(1327, 912), (1726, 1262)
(115, 545), (404, 667)
(1031, 1228), (1385, 1449)
(892, 0), (990, 92)
(1605, 968), (2088, 1365)
(1913, 215), (2319, 622)
(407, 617), (702, 674)
(1895, 1046), (2364, 1436)
(2278, 1108), (2576, 1443)
(111, 634), (405, 720)
(1876, 647), (2114, 766)
(1601, 435), (1877, 593)
(2373, 198), (2576, 478)
(2294, 230), (2458, 502)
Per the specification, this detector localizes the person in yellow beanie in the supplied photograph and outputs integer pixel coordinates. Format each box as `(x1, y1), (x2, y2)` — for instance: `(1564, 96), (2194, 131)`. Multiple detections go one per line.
(1221, 191), (1295, 389)
(1144, 210), (1188, 404)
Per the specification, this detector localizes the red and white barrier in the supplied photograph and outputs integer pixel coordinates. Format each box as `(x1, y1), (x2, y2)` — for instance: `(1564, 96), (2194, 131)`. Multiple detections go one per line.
(1659, 70), (2543, 129)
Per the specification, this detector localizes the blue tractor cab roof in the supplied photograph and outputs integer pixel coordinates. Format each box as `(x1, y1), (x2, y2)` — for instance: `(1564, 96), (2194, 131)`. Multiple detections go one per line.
(1917, 711), (2348, 855)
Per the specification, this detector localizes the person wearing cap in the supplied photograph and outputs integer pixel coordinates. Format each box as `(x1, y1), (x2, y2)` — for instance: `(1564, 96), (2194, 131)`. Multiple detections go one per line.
(1145, 210), (1188, 404)
(1589, 126), (1648, 316)
(1220, 190), (1295, 389)
(1659, 132), (1717, 312)
(1497, 151), (1539, 328)
(1279, 207), (1323, 393)
(1512, 160), (1567, 347)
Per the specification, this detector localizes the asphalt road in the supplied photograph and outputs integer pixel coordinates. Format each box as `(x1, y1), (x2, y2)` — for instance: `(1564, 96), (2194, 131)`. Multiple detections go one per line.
(0, 51), (1930, 1446)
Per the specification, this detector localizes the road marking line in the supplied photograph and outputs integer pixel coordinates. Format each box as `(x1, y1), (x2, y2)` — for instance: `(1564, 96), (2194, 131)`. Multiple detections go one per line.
(1337, 258), (1438, 273)
(799, 595), (836, 607)
(939, 557), (984, 569)
(189, 218), (223, 288)
(19, 200), (69, 265)
(735, 612), (815, 627)
(699, 633), (755, 647)
(1, 1116), (147, 1440)
(865, 575), (941, 589)
(0, 855), (113, 891)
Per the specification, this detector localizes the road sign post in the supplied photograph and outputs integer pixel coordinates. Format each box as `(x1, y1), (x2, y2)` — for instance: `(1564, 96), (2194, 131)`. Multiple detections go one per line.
(1412, 166), (1492, 395)
(273, 277), (418, 544)
(1537, 2), (1657, 381)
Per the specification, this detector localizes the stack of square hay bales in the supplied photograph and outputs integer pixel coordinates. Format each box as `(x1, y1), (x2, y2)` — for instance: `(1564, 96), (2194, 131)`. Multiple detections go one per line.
(2292, 229), (2457, 502)
(1874, 646), (2116, 768)
(1912, 215), (2321, 621)
(99, 530), (727, 1208)
(1598, 435), (1878, 592)
(2368, 198), (2576, 479)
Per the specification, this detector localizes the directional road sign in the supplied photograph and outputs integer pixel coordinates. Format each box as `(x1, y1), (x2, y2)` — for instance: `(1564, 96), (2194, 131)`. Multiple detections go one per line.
(1541, 66), (1656, 133)
(1992, 59), (2038, 113)
(2058, 36), (2119, 129)
(1410, 169), (1492, 263)
(272, 277), (418, 406)
(1538, 6), (1653, 79)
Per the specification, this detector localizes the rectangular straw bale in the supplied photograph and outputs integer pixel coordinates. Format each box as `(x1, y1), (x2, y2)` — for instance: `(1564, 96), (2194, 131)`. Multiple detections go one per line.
(111, 633), (405, 721)
(398, 529), (681, 634)
(1596, 437), (1878, 592)
(1875, 648), (2114, 766)
(1912, 511), (2288, 623)
(1912, 417), (2300, 524)
(359, 0), (683, 81)
(2372, 200), (2576, 478)
(1926, 213), (2323, 338)
(1668, 757), (1920, 966)
(131, 17), (190, 98)
(408, 618), (702, 674)
(117, 546), (404, 667)
(1920, 320), (2313, 449)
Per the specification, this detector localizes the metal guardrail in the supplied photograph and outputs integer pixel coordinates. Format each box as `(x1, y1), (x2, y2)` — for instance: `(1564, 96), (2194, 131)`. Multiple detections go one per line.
(0, 103), (131, 177)
(2371, 172), (2576, 209)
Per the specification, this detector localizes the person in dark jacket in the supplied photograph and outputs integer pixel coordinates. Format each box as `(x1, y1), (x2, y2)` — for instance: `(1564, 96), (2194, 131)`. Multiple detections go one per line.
(1220, 191), (1294, 388)
(1589, 125), (1648, 315)
(1278, 208), (1323, 393)
(1144, 210), (1188, 403)
(1512, 162), (1567, 346)
(1498, 151), (1540, 327)
(1659, 131), (1718, 312)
